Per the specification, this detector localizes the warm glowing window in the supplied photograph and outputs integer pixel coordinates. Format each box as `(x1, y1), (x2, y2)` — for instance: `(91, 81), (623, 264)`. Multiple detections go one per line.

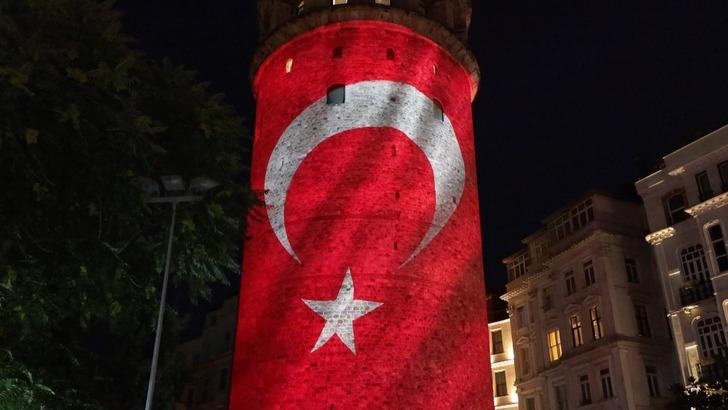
(570, 315), (583, 347)
(327, 85), (345, 105)
(375, 0), (391, 5)
(547, 329), (562, 361)
(285, 58), (293, 73)
(333, 0), (347, 5)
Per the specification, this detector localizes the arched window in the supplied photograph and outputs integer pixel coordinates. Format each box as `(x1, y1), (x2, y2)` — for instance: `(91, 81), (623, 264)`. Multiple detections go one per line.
(432, 99), (444, 121)
(333, 47), (343, 58)
(386, 48), (395, 60)
(327, 85), (345, 105)
(681, 245), (711, 282)
(697, 317), (727, 358)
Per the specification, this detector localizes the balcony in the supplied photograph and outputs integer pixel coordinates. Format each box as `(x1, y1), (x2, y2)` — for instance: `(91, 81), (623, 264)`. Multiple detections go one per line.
(679, 280), (714, 307)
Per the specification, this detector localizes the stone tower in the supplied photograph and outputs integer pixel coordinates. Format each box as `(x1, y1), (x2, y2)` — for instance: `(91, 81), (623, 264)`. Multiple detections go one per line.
(231, 1), (491, 408)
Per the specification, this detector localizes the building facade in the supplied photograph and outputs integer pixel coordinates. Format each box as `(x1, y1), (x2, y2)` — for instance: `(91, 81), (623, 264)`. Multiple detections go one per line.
(501, 193), (678, 410)
(489, 308), (518, 409)
(176, 297), (237, 410)
(635, 124), (728, 384)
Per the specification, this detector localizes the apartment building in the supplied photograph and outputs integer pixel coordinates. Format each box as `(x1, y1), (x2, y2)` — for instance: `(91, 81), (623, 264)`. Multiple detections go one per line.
(635, 124), (728, 384)
(489, 293), (518, 409)
(501, 193), (677, 410)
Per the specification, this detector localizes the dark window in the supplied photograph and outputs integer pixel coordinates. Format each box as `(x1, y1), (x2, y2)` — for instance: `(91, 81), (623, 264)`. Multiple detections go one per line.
(491, 330), (504, 354)
(635, 304), (651, 337)
(708, 224), (728, 272)
(697, 317), (727, 358)
(495, 371), (507, 397)
(219, 368), (228, 390)
(542, 287), (552, 311)
(600, 369), (614, 399)
(386, 48), (395, 60)
(719, 161), (728, 192)
(681, 245), (711, 281)
(565, 271), (576, 295)
(526, 398), (536, 410)
(554, 385), (567, 410)
(327, 85), (345, 105)
(432, 99), (444, 121)
(625, 258), (639, 283)
(662, 190), (689, 225)
(333, 47), (343, 58)
(571, 315), (584, 347)
(580, 375), (592, 405)
(583, 260), (595, 286)
(590, 306), (604, 340)
(646, 366), (660, 397)
(696, 171), (714, 201)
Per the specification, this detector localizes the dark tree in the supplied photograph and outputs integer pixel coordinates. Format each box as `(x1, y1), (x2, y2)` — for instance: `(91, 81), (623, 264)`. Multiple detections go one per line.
(0, 0), (252, 408)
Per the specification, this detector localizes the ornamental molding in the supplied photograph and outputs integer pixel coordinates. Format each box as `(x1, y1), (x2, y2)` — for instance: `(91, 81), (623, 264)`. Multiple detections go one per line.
(685, 191), (728, 217)
(645, 227), (676, 245)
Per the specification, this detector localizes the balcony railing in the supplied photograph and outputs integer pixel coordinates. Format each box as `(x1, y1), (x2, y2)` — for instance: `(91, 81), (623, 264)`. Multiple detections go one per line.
(680, 280), (714, 306)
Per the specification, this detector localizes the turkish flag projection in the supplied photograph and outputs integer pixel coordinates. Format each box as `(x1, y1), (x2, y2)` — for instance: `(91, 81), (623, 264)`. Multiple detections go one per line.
(231, 20), (492, 409)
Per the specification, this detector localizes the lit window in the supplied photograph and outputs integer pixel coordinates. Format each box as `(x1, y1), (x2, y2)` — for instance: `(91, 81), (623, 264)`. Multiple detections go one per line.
(494, 371), (507, 397)
(386, 48), (395, 60)
(696, 171), (713, 201)
(491, 330), (503, 354)
(327, 84), (345, 105)
(579, 375), (592, 405)
(590, 306), (604, 340)
(333, 0), (347, 5)
(635, 304), (651, 337)
(583, 260), (595, 286)
(333, 47), (342, 58)
(285, 58), (293, 73)
(646, 366), (660, 397)
(662, 189), (689, 225)
(708, 224), (728, 272)
(432, 99), (444, 121)
(565, 271), (576, 295)
(375, 0), (391, 5)
(600, 369), (614, 399)
(547, 329), (562, 361)
(570, 315), (584, 347)
(697, 317), (727, 358)
(625, 258), (639, 283)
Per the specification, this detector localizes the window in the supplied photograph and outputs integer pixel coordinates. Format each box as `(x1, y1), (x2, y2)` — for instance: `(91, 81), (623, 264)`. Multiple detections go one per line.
(646, 366), (660, 397)
(697, 317), (727, 358)
(516, 306), (527, 328)
(219, 368), (228, 390)
(551, 198), (594, 240)
(333, 0), (347, 5)
(508, 252), (531, 281)
(520, 347), (531, 375)
(547, 329), (562, 362)
(554, 385), (567, 410)
(491, 330), (504, 354)
(583, 260), (595, 286)
(432, 99), (444, 121)
(386, 48), (395, 60)
(565, 271), (576, 295)
(662, 189), (689, 225)
(542, 287), (552, 311)
(494, 371), (508, 397)
(681, 245), (711, 282)
(375, 0), (391, 5)
(708, 224), (728, 272)
(719, 161), (728, 192)
(635, 304), (651, 337)
(285, 58), (293, 73)
(297, 1), (304, 14)
(327, 85), (345, 105)
(625, 258), (639, 284)
(590, 306), (604, 340)
(332, 47), (343, 58)
(579, 375), (592, 405)
(696, 171), (713, 201)
(526, 397), (536, 410)
(600, 369), (614, 399)
(570, 315), (584, 347)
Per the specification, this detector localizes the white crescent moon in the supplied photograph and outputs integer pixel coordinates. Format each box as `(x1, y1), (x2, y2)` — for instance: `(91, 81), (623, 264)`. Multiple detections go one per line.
(264, 80), (465, 265)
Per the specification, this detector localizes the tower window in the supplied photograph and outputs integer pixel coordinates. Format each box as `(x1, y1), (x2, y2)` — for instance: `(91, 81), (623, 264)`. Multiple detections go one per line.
(432, 99), (444, 121)
(333, 0), (347, 5)
(386, 48), (395, 60)
(327, 85), (345, 105)
(333, 47), (343, 58)
(285, 58), (293, 73)
(375, 0), (391, 5)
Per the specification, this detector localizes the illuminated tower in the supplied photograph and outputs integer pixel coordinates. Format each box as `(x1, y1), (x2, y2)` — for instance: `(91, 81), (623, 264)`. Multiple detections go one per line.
(231, 1), (491, 408)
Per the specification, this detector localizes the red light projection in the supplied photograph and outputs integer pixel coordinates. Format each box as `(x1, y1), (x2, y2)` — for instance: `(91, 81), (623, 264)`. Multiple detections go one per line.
(231, 20), (492, 409)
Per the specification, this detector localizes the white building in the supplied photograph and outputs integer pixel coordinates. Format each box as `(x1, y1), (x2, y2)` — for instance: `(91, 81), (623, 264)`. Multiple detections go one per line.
(501, 192), (678, 410)
(635, 124), (728, 384)
(489, 294), (519, 409)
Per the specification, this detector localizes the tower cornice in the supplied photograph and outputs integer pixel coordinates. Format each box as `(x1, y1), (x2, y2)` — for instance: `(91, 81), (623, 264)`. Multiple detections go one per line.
(251, 5), (480, 99)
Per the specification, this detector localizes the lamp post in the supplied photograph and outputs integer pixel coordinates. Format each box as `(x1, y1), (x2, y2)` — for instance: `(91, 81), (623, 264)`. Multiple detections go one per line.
(139, 175), (218, 410)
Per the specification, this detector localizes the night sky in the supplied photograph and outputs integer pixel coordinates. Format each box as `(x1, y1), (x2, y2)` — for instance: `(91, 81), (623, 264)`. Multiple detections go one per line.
(116, 1), (728, 291)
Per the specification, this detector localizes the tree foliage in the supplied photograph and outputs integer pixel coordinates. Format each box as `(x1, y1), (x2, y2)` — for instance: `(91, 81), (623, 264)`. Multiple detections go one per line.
(0, 0), (251, 408)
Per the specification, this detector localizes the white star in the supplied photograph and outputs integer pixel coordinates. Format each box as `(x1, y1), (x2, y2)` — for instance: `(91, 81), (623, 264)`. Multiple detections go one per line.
(302, 268), (382, 354)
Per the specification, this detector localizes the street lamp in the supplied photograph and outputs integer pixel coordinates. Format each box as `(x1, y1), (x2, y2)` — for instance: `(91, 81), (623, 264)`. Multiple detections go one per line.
(139, 175), (219, 410)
